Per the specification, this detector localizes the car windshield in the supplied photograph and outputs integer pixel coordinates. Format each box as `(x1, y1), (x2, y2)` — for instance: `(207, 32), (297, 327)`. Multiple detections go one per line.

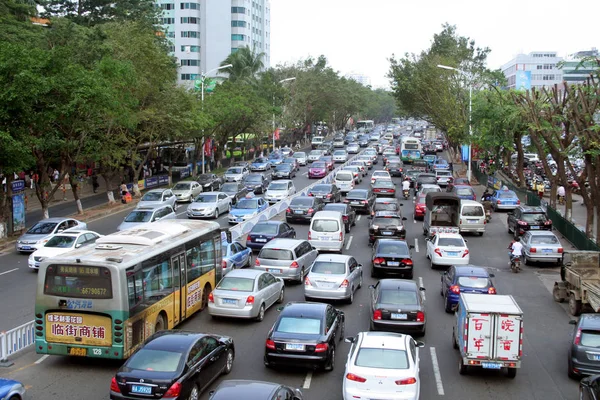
(530, 235), (559, 244)
(126, 349), (183, 373)
(268, 183), (288, 191)
(379, 289), (418, 305)
(311, 261), (346, 275)
(437, 171), (452, 177)
(498, 191), (516, 199)
(333, 151), (346, 156)
(373, 217), (401, 226)
(197, 174), (212, 182)
(323, 204), (345, 213)
(311, 185), (331, 193)
(438, 238), (465, 247)
(355, 348), (409, 369)
(173, 183), (191, 190)
(458, 276), (490, 288)
(522, 213), (547, 223)
(276, 164), (291, 171)
(45, 235), (76, 248)
(194, 194), (217, 203)
(376, 242), (409, 255)
(141, 192), (162, 201)
(235, 199), (258, 209)
(310, 151), (323, 156)
(275, 317), (322, 335)
(375, 203), (398, 212)
(254, 158), (268, 163)
(251, 224), (278, 235)
(312, 220), (339, 232)
(311, 163), (326, 169)
(348, 191), (367, 199)
(462, 205), (483, 216)
(124, 211), (152, 223)
(291, 198), (313, 207)
(457, 188), (474, 196)
(27, 222), (58, 235)
(221, 183), (239, 192)
(217, 277), (255, 292)
(283, 158), (295, 164)
(293, 152), (306, 158)
(226, 168), (242, 174)
(581, 331), (600, 348)
(375, 181), (395, 188)
(259, 248), (293, 260)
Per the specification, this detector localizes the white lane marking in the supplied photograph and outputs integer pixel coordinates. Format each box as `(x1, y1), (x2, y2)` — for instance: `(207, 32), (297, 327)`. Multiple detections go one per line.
(345, 235), (353, 250)
(303, 371), (313, 389)
(357, 215), (361, 222)
(35, 355), (49, 364)
(302, 172), (308, 177)
(429, 347), (445, 395)
(414, 238), (419, 253)
(418, 277), (426, 300)
(0, 268), (18, 276)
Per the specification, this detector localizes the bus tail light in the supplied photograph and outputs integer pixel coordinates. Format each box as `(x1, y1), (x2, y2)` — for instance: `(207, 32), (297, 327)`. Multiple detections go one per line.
(110, 377), (120, 393)
(164, 382), (181, 398)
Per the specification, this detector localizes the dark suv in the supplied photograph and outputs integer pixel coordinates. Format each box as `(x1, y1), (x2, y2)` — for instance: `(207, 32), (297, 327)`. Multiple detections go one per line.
(507, 205), (551, 238)
(569, 314), (600, 378)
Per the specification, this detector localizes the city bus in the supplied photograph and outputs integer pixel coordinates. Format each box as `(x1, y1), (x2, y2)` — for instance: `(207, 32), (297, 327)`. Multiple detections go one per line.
(34, 220), (224, 359)
(400, 136), (422, 163)
(356, 120), (375, 132)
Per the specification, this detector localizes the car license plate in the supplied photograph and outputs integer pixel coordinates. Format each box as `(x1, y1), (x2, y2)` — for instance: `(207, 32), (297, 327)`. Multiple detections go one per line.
(482, 362), (502, 370)
(268, 269), (282, 274)
(351, 201), (360, 205)
(131, 385), (153, 394)
(542, 249), (552, 253)
(22, 246), (31, 250)
(256, 238), (267, 243)
(381, 231), (393, 236)
(319, 236), (330, 241)
(294, 210), (304, 214)
(237, 218), (244, 222)
(387, 261), (400, 266)
(68, 347), (87, 356)
(391, 313), (407, 320)
(222, 298), (237, 305)
(447, 252), (459, 256)
(468, 220), (478, 224)
(285, 343), (305, 351)
(530, 226), (539, 230)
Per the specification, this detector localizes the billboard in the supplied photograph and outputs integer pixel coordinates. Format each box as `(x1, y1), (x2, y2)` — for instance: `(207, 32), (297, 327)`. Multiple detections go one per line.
(515, 71), (531, 91)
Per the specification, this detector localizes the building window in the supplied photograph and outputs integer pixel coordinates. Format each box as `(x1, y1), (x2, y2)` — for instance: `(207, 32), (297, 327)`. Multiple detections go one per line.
(232, 34), (245, 41)
(181, 31), (200, 38)
(161, 18), (175, 24)
(181, 45), (200, 52)
(161, 3), (175, 10)
(231, 48), (239, 53)
(232, 20), (247, 27)
(180, 2), (199, 9)
(181, 59), (200, 66)
(181, 17), (199, 24)
(542, 74), (555, 81)
(165, 31), (175, 38)
(181, 73), (200, 81)
(168, 45), (175, 53)
(232, 6), (246, 13)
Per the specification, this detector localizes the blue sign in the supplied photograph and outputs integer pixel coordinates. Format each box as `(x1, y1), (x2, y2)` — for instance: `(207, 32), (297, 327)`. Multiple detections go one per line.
(515, 71), (531, 91)
(158, 175), (169, 185)
(12, 193), (25, 232)
(145, 176), (159, 189)
(12, 180), (25, 192)
(180, 169), (190, 179)
(461, 145), (470, 162)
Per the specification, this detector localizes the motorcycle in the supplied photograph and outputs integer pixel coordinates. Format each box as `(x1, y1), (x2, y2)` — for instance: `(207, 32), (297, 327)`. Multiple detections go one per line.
(403, 189), (410, 200)
(482, 200), (492, 222)
(510, 255), (521, 273)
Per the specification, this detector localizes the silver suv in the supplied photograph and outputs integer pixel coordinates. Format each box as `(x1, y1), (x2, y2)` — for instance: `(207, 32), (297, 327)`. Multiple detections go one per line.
(254, 239), (318, 283)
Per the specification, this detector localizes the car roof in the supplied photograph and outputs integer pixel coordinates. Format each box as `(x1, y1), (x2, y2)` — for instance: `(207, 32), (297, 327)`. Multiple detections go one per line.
(262, 238), (305, 250)
(145, 188), (169, 194)
(211, 380), (280, 399)
(222, 269), (265, 279)
(136, 204), (171, 210)
(375, 197), (399, 204)
(360, 331), (407, 350)
(378, 278), (418, 290)
(281, 302), (328, 318)
(313, 211), (343, 220)
(375, 238), (409, 248)
(454, 185), (474, 190)
(314, 254), (351, 263)
(454, 265), (490, 277)
(270, 179), (292, 184)
(526, 230), (558, 237)
(144, 331), (205, 351)
(435, 232), (464, 239)
(323, 203), (347, 210)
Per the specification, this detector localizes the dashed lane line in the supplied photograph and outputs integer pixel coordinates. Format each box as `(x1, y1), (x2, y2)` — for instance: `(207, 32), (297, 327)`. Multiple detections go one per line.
(303, 371), (313, 389)
(414, 238), (419, 253)
(357, 215), (361, 222)
(0, 268), (18, 276)
(35, 355), (49, 364)
(345, 235), (353, 251)
(418, 276), (426, 300)
(430, 347), (445, 395)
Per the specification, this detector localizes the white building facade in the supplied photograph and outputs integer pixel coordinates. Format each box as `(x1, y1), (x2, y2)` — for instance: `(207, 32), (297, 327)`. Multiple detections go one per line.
(346, 72), (371, 87)
(501, 52), (563, 90)
(561, 48), (599, 85)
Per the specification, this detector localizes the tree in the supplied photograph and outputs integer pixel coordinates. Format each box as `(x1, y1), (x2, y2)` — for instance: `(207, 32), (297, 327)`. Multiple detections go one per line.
(220, 46), (265, 83)
(40, 0), (159, 27)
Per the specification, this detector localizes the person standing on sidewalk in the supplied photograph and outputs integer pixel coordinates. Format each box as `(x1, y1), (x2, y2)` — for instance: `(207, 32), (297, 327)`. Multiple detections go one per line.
(120, 181), (129, 203)
(536, 180), (545, 200)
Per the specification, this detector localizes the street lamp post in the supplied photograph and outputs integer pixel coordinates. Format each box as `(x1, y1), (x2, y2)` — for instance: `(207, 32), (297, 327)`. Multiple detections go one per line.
(200, 64), (232, 174)
(437, 64), (473, 182)
(273, 77), (296, 151)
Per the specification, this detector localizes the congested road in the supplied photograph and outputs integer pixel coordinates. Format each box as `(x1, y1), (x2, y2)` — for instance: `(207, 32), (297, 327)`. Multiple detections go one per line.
(1, 131), (581, 400)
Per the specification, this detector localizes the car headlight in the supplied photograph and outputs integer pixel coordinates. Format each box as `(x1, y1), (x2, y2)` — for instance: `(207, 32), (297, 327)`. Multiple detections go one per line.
(17, 240), (22, 244)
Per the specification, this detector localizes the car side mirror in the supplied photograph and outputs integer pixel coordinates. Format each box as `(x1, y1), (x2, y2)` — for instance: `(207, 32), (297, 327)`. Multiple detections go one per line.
(419, 287), (426, 291)
(409, 244), (415, 249)
(75, 243), (82, 248)
(209, 390), (215, 399)
(357, 263), (363, 268)
(442, 271), (447, 275)
(402, 217), (408, 221)
(415, 340), (425, 348)
(569, 320), (577, 325)
(489, 273), (495, 278)
(276, 306), (284, 312)
(345, 336), (355, 343)
(369, 284), (375, 289)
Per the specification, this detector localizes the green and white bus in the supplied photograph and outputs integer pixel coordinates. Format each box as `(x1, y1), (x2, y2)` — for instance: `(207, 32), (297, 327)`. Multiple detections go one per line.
(356, 120), (375, 132)
(35, 220), (224, 359)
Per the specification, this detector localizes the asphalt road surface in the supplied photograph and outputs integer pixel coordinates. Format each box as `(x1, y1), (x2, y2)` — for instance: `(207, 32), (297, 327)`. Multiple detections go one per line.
(1, 150), (581, 400)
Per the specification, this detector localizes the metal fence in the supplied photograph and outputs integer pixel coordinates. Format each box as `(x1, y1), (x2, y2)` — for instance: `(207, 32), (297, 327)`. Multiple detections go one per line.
(546, 207), (600, 252)
(0, 320), (36, 366)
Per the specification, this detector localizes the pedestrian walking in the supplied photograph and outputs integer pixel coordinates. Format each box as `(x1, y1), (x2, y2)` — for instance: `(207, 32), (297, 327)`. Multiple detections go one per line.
(536, 180), (545, 200)
(53, 169), (59, 183)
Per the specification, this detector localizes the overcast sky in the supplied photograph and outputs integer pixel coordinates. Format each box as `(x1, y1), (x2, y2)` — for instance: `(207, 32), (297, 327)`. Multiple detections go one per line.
(270, 0), (599, 88)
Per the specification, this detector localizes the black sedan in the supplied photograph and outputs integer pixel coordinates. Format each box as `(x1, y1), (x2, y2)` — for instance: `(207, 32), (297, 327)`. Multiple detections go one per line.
(208, 380), (304, 400)
(386, 161), (404, 177)
(369, 211), (407, 244)
(344, 189), (375, 214)
(369, 279), (426, 336)
(308, 184), (342, 203)
(414, 173), (437, 192)
(221, 182), (249, 205)
(243, 173), (269, 194)
(264, 302), (344, 371)
(246, 221), (296, 251)
(110, 331), (234, 400)
(370, 198), (401, 218)
(323, 203), (356, 233)
(286, 196), (324, 223)
(371, 239), (414, 278)
(372, 180), (396, 197)
(197, 173), (222, 192)
(273, 164), (296, 180)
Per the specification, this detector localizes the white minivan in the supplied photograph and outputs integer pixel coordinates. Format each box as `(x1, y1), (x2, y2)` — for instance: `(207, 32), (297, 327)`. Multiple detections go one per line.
(458, 200), (486, 235)
(308, 211), (345, 253)
(335, 171), (355, 194)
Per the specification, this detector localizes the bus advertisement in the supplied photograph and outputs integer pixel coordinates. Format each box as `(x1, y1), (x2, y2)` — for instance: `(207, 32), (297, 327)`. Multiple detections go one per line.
(35, 220), (223, 359)
(400, 137), (422, 162)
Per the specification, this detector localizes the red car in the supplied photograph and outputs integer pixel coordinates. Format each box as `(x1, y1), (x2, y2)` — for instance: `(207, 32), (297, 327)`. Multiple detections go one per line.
(308, 162), (328, 179)
(318, 156), (334, 170)
(414, 193), (426, 220)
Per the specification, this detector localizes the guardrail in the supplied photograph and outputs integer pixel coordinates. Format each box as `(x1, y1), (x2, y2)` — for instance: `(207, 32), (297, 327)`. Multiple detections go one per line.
(0, 320), (36, 367)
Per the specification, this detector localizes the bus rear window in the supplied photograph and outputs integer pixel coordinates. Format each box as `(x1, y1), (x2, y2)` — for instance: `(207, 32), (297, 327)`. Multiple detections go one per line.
(44, 265), (113, 299)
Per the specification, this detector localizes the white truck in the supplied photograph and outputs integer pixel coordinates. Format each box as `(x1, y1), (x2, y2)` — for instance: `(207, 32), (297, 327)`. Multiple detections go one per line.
(452, 293), (523, 378)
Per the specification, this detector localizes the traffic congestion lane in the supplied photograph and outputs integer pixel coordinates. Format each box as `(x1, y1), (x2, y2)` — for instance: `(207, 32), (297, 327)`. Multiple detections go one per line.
(3, 160), (581, 400)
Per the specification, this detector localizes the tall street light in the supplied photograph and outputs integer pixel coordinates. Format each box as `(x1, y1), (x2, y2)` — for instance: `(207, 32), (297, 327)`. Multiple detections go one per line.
(437, 64), (473, 182)
(200, 64), (232, 174)
(273, 77), (296, 151)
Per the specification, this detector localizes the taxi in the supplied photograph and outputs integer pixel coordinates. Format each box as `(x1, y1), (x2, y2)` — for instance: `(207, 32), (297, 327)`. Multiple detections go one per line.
(228, 193), (269, 224)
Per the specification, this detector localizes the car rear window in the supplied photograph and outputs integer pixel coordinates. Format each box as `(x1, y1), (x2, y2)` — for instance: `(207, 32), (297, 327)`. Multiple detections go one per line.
(438, 238), (465, 247)
(375, 203), (399, 212)
(276, 317), (321, 334)
(530, 235), (559, 244)
(312, 220), (340, 232)
(373, 217), (401, 226)
(336, 173), (353, 181)
(259, 249), (293, 260)
(311, 262), (346, 275)
(251, 224), (278, 235)
(291, 198), (314, 207)
(126, 349), (183, 373)
(348, 191), (367, 199)
(217, 277), (255, 292)
(355, 348), (408, 369)
(456, 188), (474, 196)
(462, 205), (483, 217)
(499, 192), (516, 199)
(379, 289), (418, 305)
(458, 277), (490, 288)
(580, 331), (600, 347)
(522, 213), (547, 223)
(376, 242), (409, 256)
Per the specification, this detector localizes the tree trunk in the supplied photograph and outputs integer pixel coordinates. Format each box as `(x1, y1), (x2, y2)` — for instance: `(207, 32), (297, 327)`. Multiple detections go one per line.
(68, 174), (84, 215)
(0, 174), (13, 238)
(101, 172), (116, 204)
(514, 135), (526, 188)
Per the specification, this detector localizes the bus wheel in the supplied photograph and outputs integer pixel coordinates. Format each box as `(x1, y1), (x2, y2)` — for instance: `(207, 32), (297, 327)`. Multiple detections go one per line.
(200, 284), (211, 311)
(155, 314), (166, 333)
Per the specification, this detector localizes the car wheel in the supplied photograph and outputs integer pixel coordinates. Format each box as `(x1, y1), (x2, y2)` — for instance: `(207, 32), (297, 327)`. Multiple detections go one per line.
(188, 384), (199, 400)
(371, 266), (377, 278)
(452, 329), (459, 349)
(255, 304), (265, 322)
(569, 293), (582, 316)
(173, 202), (178, 211)
(347, 288), (354, 304)
(358, 273), (363, 289)
(458, 357), (468, 375)
(513, 229), (519, 240)
(568, 360), (579, 379)
(297, 268), (305, 284)
(345, 223), (351, 233)
(444, 296), (453, 313)
(430, 259), (436, 270)
(244, 255), (252, 268)
(405, 270), (413, 279)
(324, 346), (335, 371)
(223, 349), (234, 374)
(506, 367), (517, 379)
(277, 287), (285, 304)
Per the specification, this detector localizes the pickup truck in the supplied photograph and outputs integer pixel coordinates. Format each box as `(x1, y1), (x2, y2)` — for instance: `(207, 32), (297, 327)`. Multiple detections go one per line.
(423, 192), (460, 236)
(452, 293), (523, 378)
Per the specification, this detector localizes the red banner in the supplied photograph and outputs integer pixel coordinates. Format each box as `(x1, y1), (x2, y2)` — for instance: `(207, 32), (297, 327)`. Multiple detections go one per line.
(274, 128), (280, 140)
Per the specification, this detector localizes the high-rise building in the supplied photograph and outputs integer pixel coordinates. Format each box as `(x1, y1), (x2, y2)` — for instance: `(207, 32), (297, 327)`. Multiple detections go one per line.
(346, 72), (371, 87)
(561, 48), (599, 85)
(158, 0), (270, 87)
(501, 52), (563, 90)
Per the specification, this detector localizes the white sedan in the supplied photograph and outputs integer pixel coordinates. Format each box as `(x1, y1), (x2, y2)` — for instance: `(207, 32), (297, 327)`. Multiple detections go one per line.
(370, 170), (392, 185)
(426, 232), (470, 268)
(343, 331), (423, 400)
(28, 230), (102, 270)
(186, 192), (232, 219)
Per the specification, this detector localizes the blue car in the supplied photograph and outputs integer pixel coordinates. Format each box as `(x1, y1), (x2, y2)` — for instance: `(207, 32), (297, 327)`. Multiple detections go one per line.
(246, 221), (296, 251)
(222, 241), (253, 275)
(441, 265), (496, 313)
(228, 196), (268, 224)
(268, 153), (284, 165)
(432, 159), (449, 171)
(0, 378), (26, 400)
(423, 154), (437, 167)
(490, 188), (520, 211)
(251, 157), (271, 172)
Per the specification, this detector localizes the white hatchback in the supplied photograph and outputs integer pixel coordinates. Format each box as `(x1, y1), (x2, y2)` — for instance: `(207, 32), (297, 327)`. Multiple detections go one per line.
(426, 232), (470, 268)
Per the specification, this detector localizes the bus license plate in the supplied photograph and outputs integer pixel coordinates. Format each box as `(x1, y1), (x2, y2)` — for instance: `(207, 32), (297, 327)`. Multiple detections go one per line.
(131, 385), (153, 394)
(482, 362), (502, 369)
(391, 313), (407, 320)
(68, 347), (87, 357)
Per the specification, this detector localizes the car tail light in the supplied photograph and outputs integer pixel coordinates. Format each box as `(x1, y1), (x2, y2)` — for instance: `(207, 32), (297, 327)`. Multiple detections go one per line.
(304, 276), (312, 286)
(290, 261), (299, 268)
(417, 311), (425, 322)
(462, 250), (469, 258)
(450, 285), (460, 294)
(247, 235), (253, 242)
(308, 231), (312, 240)
(315, 343), (328, 353)
(222, 260), (228, 269)
(110, 377), (120, 393)
(343, 199), (349, 203)
(308, 208), (314, 214)
(574, 328), (582, 345)
(396, 377), (417, 385)
(340, 279), (349, 288)
(266, 339), (276, 349)
(402, 259), (413, 266)
(246, 296), (255, 305)
(373, 309), (382, 320)
(164, 382), (181, 398)
(544, 220), (552, 225)
(517, 220), (528, 226)
(434, 248), (443, 257)
(327, 193), (332, 198)
(517, 200), (521, 205)
(488, 287), (497, 294)
(339, 232), (343, 241)
(255, 258), (260, 266)
(373, 257), (385, 265)
(286, 208), (291, 213)
(530, 247), (537, 253)
(346, 373), (367, 383)
(208, 292), (214, 303)
(558, 248), (563, 253)
(343, 215), (349, 223)
(362, 200), (368, 204)
(308, 192), (314, 196)
(497, 200), (502, 204)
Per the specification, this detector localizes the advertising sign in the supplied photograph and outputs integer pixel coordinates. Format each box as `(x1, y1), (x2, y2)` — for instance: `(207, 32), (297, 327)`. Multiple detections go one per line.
(12, 193), (25, 232)
(515, 71), (532, 91)
(145, 176), (158, 189)
(12, 180), (25, 192)
(45, 312), (112, 347)
(487, 176), (503, 190)
(158, 175), (169, 185)
(137, 180), (145, 190)
(180, 168), (190, 179)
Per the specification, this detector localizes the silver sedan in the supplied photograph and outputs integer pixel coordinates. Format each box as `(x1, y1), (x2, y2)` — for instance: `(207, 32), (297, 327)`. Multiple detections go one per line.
(304, 254), (363, 304)
(521, 230), (564, 265)
(208, 269), (284, 321)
